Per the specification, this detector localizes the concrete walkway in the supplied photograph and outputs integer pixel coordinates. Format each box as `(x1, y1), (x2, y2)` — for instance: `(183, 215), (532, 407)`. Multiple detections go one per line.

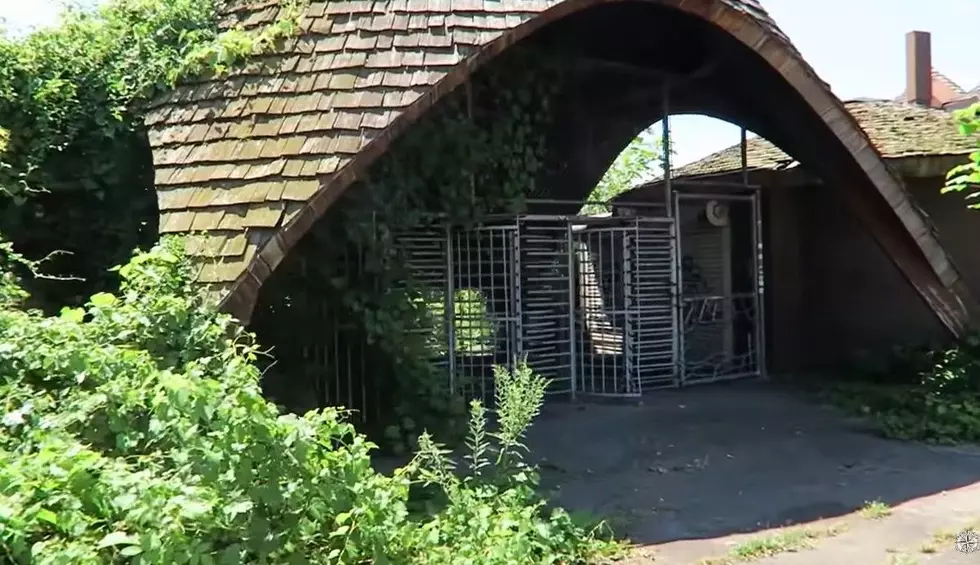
(636, 482), (980, 564)
(521, 381), (980, 564)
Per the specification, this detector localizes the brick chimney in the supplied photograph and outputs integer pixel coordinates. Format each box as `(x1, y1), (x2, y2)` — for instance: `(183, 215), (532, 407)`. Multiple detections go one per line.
(905, 30), (932, 106)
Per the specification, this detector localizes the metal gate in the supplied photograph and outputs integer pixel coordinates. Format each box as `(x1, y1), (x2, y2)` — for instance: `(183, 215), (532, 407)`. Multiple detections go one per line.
(570, 216), (677, 396)
(397, 214), (679, 403)
(673, 190), (765, 384)
(395, 194), (764, 404)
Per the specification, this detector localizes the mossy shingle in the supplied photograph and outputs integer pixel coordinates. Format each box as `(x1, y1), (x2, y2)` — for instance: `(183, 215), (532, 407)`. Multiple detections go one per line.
(674, 99), (976, 178)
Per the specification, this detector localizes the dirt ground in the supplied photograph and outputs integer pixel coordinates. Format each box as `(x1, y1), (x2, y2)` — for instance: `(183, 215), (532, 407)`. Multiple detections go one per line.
(523, 381), (980, 564)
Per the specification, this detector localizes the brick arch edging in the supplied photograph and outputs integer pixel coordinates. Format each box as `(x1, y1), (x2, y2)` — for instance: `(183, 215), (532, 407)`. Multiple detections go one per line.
(220, 0), (976, 336)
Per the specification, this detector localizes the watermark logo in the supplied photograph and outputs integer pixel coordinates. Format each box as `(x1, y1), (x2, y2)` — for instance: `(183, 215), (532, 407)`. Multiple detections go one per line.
(956, 529), (979, 554)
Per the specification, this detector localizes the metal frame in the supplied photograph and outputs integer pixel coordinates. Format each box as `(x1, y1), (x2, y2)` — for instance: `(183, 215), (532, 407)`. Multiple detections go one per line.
(390, 184), (766, 403)
(393, 210), (680, 404)
(754, 189), (768, 381)
(445, 220), (521, 401)
(569, 215), (676, 396)
(518, 216), (574, 395)
(304, 96), (769, 416)
(306, 188), (765, 418)
(672, 189), (765, 384)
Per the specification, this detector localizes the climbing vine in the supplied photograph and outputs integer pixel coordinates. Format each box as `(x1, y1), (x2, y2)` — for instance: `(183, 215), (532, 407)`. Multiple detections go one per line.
(349, 55), (565, 451)
(254, 51), (566, 452)
(0, 0), (305, 309)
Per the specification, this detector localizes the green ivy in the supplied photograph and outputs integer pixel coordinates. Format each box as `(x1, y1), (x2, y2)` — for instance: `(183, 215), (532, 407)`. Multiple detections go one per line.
(342, 54), (563, 451)
(254, 52), (565, 452)
(0, 0), (304, 310)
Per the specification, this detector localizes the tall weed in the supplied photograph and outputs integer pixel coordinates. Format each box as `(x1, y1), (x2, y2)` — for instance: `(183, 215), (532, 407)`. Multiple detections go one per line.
(0, 237), (621, 564)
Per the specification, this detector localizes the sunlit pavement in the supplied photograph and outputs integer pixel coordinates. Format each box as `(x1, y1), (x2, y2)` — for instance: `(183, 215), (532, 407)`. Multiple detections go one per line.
(521, 381), (980, 564)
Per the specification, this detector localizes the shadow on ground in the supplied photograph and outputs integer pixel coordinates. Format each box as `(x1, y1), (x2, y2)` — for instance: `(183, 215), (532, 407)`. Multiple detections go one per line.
(523, 381), (980, 546)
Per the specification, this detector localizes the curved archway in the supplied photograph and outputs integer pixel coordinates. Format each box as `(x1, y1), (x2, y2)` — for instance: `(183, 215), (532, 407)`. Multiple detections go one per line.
(198, 0), (975, 334)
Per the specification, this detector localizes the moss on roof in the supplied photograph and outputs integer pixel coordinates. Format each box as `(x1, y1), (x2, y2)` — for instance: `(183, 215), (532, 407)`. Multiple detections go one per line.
(675, 99), (976, 178)
(143, 0), (802, 297)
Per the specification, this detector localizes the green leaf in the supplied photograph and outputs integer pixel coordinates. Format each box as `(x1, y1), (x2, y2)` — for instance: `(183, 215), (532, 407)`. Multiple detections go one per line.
(120, 545), (143, 556)
(89, 292), (117, 308)
(219, 544), (245, 565)
(97, 531), (139, 548)
(226, 499), (253, 518)
(35, 508), (58, 526)
(59, 307), (85, 323)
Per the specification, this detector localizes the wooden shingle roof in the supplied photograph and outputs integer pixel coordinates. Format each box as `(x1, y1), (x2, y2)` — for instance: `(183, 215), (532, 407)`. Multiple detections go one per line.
(143, 0), (807, 299)
(674, 99), (976, 178)
(142, 0), (980, 335)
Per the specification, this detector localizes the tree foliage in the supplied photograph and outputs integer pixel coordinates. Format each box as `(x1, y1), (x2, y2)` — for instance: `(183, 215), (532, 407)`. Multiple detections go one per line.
(942, 102), (980, 207)
(0, 0), (302, 309)
(581, 131), (666, 216)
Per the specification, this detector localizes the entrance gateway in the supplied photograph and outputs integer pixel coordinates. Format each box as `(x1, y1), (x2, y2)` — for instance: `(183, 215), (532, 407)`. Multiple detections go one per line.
(398, 185), (766, 403)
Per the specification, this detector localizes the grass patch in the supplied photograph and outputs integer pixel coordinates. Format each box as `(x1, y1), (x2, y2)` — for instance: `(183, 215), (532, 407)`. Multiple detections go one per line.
(860, 499), (892, 520)
(920, 519), (980, 554)
(919, 530), (956, 554)
(887, 554), (918, 565)
(697, 525), (846, 564)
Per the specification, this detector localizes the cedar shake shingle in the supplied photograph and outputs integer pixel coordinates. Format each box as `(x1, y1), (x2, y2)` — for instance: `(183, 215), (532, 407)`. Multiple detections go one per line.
(143, 0), (818, 285)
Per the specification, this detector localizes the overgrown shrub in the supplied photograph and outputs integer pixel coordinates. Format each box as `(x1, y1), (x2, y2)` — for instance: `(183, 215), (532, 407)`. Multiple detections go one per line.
(831, 337), (980, 444)
(0, 238), (621, 564)
(404, 364), (622, 564)
(0, 0), (302, 309)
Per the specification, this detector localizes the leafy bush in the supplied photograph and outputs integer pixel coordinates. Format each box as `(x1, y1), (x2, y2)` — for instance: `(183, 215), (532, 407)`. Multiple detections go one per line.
(830, 337), (980, 444)
(0, 238), (621, 564)
(406, 364), (621, 564)
(0, 235), (29, 307)
(0, 0), (302, 309)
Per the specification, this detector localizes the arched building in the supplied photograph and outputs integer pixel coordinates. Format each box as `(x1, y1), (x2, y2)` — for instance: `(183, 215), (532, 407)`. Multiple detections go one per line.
(143, 0), (980, 418)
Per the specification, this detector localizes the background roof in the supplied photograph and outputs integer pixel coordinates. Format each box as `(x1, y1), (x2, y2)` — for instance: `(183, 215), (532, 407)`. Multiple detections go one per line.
(672, 99), (975, 178)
